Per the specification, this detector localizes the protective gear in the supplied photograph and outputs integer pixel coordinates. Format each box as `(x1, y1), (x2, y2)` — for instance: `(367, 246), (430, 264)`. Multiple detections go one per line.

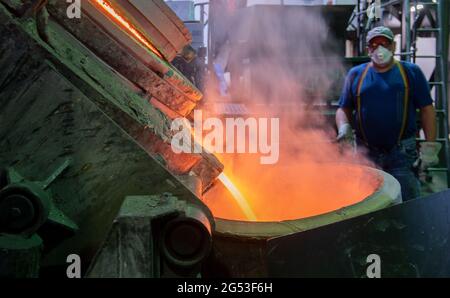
(366, 26), (395, 43)
(418, 141), (442, 169)
(370, 45), (393, 66)
(336, 123), (355, 144)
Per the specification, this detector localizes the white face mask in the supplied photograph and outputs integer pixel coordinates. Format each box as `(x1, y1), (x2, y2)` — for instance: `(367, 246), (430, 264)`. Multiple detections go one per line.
(370, 45), (393, 66)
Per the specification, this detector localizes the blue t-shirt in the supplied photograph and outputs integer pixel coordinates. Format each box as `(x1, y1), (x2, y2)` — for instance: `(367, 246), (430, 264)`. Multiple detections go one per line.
(339, 61), (433, 150)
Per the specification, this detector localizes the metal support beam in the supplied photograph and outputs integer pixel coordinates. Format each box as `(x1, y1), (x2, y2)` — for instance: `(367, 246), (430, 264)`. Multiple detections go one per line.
(402, 0), (411, 62)
(437, 0), (450, 186)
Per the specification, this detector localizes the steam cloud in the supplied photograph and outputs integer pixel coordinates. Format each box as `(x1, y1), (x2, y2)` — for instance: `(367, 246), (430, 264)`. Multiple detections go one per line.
(202, 5), (380, 221)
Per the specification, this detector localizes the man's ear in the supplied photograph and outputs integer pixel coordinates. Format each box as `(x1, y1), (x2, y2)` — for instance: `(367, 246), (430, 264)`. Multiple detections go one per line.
(391, 41), (397, 52)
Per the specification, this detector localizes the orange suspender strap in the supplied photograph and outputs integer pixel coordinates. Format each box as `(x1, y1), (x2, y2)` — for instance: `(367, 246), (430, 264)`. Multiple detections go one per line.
(356, 61), (410, 146)
(395, 60), (410, 143)
(356, 63), (371, 145)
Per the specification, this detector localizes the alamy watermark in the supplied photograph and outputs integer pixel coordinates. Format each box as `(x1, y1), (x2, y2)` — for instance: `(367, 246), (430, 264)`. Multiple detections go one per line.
(366, 254), (381, 278)
(171, 110), (280, 165)
(66, 254), (81, 278)
(64, 253), (380, 278)
(66, 0), (81, 19)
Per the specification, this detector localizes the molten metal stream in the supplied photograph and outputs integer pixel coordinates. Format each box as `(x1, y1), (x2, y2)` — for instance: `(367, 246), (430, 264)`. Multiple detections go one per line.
(91, 0), (164, 59)
(218, 173), (257, 221)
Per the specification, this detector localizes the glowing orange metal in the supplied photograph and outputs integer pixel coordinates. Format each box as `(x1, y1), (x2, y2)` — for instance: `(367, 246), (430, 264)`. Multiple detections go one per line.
(91, 0), (164, 60)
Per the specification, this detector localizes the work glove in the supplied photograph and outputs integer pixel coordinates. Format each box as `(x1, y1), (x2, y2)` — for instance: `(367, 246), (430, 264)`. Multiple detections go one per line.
(418, 141), (442, 170)
(336, 123), (355, 144)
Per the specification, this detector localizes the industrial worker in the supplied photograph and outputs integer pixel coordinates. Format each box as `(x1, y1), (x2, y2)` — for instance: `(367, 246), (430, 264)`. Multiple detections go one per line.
(336, 26), (441, 201)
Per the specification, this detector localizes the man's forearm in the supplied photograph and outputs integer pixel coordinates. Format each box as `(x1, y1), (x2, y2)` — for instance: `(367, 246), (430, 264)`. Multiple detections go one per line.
(420, 104), (437, 141)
